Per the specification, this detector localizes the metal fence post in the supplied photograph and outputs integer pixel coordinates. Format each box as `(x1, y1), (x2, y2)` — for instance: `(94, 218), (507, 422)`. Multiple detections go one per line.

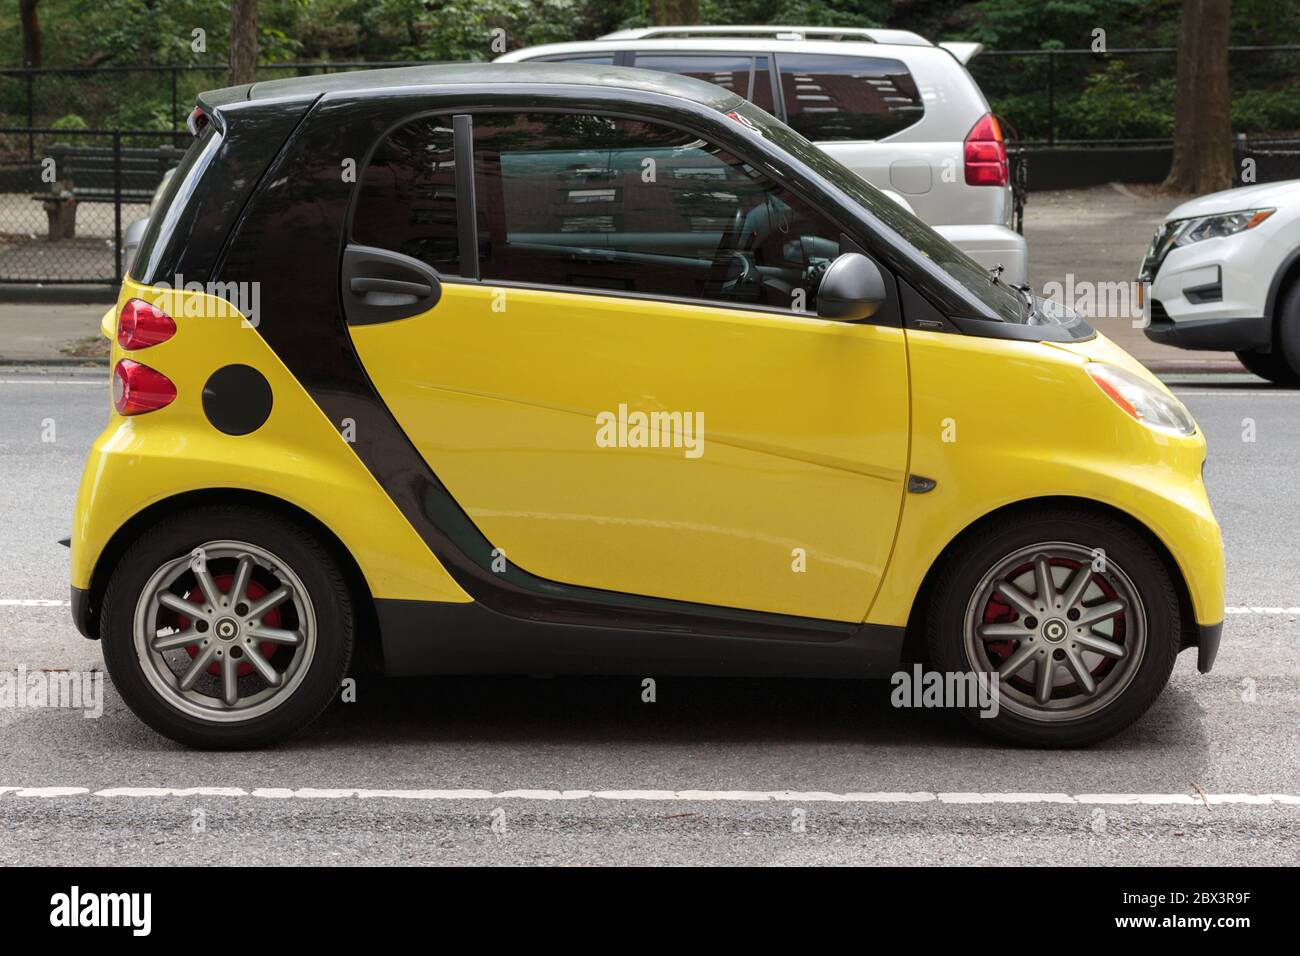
(1047, 51), (1056, 147)
(26, 72), (35, 161)
(113, 130), (123, 283)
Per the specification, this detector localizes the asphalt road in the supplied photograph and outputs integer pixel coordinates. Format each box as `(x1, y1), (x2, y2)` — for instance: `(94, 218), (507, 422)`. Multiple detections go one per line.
(0, 367), (1296, 866)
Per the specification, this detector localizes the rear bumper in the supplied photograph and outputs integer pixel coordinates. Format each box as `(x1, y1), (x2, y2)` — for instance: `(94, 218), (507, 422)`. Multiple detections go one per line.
(1196, 621), (1222, 674)
(1144, 310), (1270, 352)
(932, 223), (1028, 286)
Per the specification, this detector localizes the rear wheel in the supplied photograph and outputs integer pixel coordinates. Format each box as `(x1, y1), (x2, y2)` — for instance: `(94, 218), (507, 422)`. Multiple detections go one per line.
(100, 506), (354, 748)
(1235, 347), (1300, 384)
(927, 508), (1181, 747)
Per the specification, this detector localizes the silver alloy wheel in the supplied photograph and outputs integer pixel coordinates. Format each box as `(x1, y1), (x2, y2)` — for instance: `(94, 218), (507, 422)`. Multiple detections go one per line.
(962, 542), (1147, 722)
(132, 540), (317, 723)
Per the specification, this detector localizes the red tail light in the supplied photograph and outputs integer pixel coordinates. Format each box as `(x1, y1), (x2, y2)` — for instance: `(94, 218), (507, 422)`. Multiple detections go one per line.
(117, 298), (176, 350)
(964, 113), (1008, 186)
(113, 360), (176, 415)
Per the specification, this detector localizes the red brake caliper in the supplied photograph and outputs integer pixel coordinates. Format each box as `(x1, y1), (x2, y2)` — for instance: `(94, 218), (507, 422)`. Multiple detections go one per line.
(175, 574), (282, 677)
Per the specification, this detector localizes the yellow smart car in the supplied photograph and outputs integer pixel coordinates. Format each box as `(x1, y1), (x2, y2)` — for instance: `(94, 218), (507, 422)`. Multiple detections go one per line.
(71, 64), (1223, 749)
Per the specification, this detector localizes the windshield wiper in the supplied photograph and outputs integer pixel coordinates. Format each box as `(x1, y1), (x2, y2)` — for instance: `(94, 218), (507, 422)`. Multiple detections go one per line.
(1010, 282), (1041, 323)
(986, 263), (1040, 323)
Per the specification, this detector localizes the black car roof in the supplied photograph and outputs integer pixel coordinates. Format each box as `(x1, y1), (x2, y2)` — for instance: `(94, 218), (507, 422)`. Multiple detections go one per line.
(207, 61), (743, 111)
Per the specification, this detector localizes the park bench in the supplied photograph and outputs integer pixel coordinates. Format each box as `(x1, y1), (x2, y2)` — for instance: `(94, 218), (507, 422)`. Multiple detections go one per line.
(31, 142), (184, 240)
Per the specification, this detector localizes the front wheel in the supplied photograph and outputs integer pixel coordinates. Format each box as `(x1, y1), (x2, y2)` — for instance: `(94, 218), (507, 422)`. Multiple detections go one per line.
(926, 509), (1181, 747)
(100, 506), (354, 749)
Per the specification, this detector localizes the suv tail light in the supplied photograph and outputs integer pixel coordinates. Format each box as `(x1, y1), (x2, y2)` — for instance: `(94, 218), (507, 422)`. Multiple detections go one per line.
(964, 113), (1008, 186)
(113, 359), (176, 415)
(117, 298), (176, 350)
(187, 106), (208, 137)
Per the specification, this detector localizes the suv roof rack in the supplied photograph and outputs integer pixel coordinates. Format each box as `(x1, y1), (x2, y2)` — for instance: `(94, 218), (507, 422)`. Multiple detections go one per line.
(598, 25), (934, 47)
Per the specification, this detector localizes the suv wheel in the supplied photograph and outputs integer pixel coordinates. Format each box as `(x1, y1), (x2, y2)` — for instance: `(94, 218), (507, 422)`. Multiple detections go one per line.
(1235, 348), (1300, 384)
(100, 506), (354, 748)
(1272, 279), (1300, 382)
(927, 508), (1180, 747)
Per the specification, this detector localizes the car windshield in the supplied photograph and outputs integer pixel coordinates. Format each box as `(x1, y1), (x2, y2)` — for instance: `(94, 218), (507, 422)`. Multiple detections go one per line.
(730, 100), (1027, 324)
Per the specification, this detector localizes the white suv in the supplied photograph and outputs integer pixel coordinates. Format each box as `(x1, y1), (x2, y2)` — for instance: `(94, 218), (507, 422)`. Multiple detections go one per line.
(1139, 179), (1300, 383)
(496, 24), (1028, 283)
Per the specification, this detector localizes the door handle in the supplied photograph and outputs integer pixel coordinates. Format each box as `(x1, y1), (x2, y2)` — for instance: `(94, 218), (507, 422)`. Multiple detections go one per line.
(341, 245), (443, 326)
(350, 276), (432, 298)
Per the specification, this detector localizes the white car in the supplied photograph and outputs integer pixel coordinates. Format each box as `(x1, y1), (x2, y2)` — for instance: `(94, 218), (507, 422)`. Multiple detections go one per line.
(496, 24), (1029, 284)
(1139, 179), (1300, 383)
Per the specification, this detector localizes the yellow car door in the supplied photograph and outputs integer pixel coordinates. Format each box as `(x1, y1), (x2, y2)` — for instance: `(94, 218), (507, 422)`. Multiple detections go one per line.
(346, 110), (910, 622)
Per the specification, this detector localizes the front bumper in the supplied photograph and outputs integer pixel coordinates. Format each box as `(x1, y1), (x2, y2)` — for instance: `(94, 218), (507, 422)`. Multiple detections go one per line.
(1196, 621), (1222, 673)
(1144, 310), (1271, 352)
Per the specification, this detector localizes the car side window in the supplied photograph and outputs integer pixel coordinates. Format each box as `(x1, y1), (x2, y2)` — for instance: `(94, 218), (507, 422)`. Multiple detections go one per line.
(776, 54), (924, 141)
(632, 53), (776, 115)
(352, 115), (460, 274)
(469, 112), (843, 314)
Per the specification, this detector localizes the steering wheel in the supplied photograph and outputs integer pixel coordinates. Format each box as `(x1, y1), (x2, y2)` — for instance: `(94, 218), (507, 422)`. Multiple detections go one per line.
(709, 207), (759, 294)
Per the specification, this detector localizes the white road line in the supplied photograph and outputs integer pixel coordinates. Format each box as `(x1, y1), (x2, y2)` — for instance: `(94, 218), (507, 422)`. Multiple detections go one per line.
(1172, 390), (1299, 397)
(1, 598), (1296, 617)
(0, 380), (103, 386)
(0, 786), (1297, 805)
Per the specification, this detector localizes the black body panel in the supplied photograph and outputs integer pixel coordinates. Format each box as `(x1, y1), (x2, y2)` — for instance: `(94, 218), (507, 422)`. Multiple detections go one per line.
(375, 599), (906, 678)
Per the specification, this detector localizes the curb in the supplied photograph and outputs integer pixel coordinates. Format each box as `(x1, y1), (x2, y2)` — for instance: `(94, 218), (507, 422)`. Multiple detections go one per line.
(0, 285), (117, 305)
(0, 357), (108, 368)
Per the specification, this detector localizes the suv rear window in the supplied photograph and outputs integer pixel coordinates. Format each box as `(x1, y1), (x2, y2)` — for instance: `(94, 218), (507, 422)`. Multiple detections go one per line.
(776, 54), (923, 141)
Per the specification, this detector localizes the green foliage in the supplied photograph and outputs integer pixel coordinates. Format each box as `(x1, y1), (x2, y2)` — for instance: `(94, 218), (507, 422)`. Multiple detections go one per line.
(51, 114), (89, 130)
(2, 0), (1300, 138)
(1058, 60), (1174, 139)
(1232, 88), (1300, 135)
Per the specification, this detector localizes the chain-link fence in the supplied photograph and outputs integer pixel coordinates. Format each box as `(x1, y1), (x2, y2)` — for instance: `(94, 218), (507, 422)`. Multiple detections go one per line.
(0, 61), (433, 142)
(970, 45), (1300, 145)
(1235, 135), (1300, 186)
(0, 127), (188, 284)
(0, 61), (428, 285)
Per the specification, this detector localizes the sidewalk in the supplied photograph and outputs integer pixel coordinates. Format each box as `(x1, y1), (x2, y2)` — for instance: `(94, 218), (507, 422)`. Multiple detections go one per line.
(1025, 183), (1242, 372)
(0, 301), (109, 364)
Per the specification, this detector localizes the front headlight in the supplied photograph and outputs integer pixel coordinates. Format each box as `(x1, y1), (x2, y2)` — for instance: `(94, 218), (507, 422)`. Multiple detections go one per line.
(1172, 208), (1274, 247)
(1086, 363), (1196, 436)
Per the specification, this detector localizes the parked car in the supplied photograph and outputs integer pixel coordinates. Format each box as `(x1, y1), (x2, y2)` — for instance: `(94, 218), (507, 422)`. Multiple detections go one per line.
(1139, 179), (1300, 383)
(121, 167), (177, 275)
(496, 25), (1029, 283)
(72, 63), (1221, 750)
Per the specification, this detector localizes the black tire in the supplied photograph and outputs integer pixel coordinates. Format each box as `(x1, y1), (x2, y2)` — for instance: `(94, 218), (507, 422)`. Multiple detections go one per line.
(1275, 278), (1300, 382)
(1235, 348), (1300, 385)
(926, 507), (1181, 748)
(100, 505), (354, 749)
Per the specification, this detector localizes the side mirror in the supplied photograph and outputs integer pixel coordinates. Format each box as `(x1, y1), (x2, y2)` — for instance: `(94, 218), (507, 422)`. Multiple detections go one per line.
(817, 252), (887, 322)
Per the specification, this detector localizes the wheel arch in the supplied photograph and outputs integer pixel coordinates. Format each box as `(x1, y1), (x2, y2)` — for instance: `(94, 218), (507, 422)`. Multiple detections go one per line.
(900, 495), (1198, 664)
(1264, 245), (1300, 345)
(79, 488), (381, 667)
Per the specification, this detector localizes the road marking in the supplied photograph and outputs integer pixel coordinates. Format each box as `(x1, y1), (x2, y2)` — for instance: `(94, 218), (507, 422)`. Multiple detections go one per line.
(0, 599), (71, 607)
(0, 380), (103, 386)
(1172, 390), (1299, 397)
(0, 786), (1297, 805)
